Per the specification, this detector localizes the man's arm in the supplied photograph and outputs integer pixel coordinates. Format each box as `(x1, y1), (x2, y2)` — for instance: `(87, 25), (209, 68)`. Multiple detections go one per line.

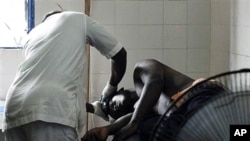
(109, 47), (127, 86)
(106, 113), (132, 135)
(101, 47), (127, 101)
(82, 113), (132, 141)
(113, 61), (165, 141)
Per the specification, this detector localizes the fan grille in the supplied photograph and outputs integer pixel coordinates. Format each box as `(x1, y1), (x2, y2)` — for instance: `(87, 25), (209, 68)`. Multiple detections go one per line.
(150, 69), (250, 141)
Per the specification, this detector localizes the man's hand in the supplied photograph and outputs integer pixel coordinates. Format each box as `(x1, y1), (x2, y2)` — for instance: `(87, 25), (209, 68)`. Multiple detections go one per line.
(100, 82), (117, 102)
(81, 127), (109, 141)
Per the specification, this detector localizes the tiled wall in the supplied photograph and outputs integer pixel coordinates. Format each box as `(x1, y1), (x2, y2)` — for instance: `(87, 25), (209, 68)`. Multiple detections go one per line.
(210, 0), (231, 75)
(230, 0), (250, 69)
(88, 0), (212, 133)
(0, 0), (212, 133)
(210, 0), (250, 72)
(3, 0), (248, 139)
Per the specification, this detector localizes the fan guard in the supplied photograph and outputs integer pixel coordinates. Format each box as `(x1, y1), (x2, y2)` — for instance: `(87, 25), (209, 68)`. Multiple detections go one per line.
(150, 69), (250, 141)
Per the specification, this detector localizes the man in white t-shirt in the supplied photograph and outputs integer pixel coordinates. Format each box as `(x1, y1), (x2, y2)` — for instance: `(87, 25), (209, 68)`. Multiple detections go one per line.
(3, 10), (127, 141)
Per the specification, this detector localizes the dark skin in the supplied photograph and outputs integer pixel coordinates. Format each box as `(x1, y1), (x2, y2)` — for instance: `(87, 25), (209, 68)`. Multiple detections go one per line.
(108, 89), (138, 119)
(109, 47), (127, 87)
(84, 90), (137, 141)
(83, 59), (203, 141)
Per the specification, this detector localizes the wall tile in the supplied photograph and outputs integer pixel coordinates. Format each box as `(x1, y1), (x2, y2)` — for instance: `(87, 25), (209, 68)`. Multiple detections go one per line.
(139, 25), (163, 49)
(163, 49), (187, 72)
(230, 54), (250, 70)
(118, 72), (134, 89)
(210, 25), (230, 74)
(91, 1), (115, 24)
(230, 0), (250, 71)
(90, 74), (109, 98)
(115, 1), (139, 25)
(211, 0), (231, 25)
(210, 50), (229, 75)
(164, 1), (187, 25)
(188, 0), (211, 25)
(35, 0), (84, 25)
(231, 0), (250, 26)
(231, 26), (250, 56)
(164, 25), (187, 49)
(187, 25), (211, 49)
(139, 1), (164, 25)
(187, 48), (210, 72)
(90, 48), (111, 74)
(211, 25), (230, 52)
(126, 49), (163, 72)
(114, 25), (139, 49)
(63, 1), (84, 12)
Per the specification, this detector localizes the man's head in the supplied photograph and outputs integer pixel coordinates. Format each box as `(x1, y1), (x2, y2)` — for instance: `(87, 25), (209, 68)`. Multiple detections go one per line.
(42, 10), (63, 22)
(42, 4), (64, 22)
(86, 88), (138, 120)
(105, 88), (138, 119)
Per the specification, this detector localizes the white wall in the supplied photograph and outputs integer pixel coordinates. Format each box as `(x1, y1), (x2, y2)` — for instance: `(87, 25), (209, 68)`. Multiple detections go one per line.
(35, 0), (84, 23)
(0, 50), (24, 100)
(1, 0), (250, 138)
(210, 0), (250, 72)
(0, 0), (220, 137)
(88, 0), (212, 132)
(230, 0), (250, 69)
(0, 0), (212, 133)
(210, 0), (231, 75)
(89, 0), (212, 96)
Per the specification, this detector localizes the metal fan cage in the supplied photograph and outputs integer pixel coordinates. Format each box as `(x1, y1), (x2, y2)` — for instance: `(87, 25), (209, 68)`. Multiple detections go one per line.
(150, 68), (250, 141)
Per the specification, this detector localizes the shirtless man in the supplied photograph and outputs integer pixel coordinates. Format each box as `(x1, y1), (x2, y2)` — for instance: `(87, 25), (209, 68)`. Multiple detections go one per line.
(83, 59), (225, 141)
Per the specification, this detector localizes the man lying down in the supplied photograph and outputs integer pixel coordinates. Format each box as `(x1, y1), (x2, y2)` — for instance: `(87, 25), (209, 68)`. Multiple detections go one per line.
(82, 59), (229, 141)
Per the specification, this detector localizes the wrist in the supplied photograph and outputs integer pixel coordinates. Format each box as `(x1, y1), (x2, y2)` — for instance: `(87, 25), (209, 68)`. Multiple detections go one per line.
(100, 82), (118, 101)
(107, 81), (117, 90)
(104, 81), (117, 96)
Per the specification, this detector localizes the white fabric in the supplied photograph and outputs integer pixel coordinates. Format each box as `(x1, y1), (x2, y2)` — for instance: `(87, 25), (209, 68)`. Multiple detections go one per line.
(5, 121), (77, 141)
(91, 101), (109, 121)
(101, 81), (117, 101)
(3, 11), (123, 138)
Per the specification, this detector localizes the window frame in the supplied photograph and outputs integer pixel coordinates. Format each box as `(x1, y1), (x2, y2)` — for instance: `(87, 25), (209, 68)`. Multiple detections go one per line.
(0, 0), (34, 49)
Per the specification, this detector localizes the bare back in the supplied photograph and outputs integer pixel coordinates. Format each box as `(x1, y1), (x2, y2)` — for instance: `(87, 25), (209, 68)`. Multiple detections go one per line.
(133, 59), (194, 115)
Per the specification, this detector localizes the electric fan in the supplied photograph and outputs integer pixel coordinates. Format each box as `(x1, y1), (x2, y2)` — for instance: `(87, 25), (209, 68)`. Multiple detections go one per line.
(150, 68), (250, 141)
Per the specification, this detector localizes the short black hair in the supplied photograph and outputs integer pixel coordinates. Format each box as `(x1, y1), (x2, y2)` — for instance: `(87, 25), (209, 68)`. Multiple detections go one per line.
(101, 88), (138, 119)
(42, 10), (63, 22)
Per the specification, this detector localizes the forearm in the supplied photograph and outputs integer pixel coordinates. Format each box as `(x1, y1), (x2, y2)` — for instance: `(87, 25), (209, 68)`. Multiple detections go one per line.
(109, 47), (127, 86)
(105, 113), (132, 135)
(132, 81), (163, 124)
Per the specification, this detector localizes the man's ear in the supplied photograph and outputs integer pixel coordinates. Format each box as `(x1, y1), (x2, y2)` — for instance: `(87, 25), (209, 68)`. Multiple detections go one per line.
(86, 102), (95, 113)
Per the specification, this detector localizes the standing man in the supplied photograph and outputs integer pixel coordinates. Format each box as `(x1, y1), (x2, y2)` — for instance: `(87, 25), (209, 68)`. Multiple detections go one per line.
(3, 10), (127, 141)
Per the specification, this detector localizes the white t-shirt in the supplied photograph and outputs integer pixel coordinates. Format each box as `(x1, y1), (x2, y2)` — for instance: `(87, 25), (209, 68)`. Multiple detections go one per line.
(3, 11), (123, 135)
